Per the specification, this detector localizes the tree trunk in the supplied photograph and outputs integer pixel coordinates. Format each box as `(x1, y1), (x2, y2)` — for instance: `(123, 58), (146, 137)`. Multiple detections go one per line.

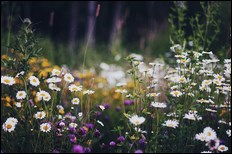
(86, 1), (96, 48)
(109, 2), (123, 48)
(68, 2), (78, 59)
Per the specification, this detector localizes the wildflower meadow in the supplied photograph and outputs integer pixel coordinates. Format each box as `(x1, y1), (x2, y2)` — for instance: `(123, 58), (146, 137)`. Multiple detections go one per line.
(1, 1), (231, 153)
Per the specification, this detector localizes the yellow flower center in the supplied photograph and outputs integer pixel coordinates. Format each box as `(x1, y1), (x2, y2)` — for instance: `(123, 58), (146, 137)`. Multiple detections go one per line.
(174, 91), (179, 95)
(207, 132), (212, 136)
(4, 79), (10, 83)
(181, 59), (187, 63)
(32, 79), (37, 83)
(180, 78), (185, 82)
(6, 124), (12, 129)
(41, 93), (46, 97)
(67, 76), (71, 80)
(220, 147), (225, 150)
(43, 125), (49, 131)
(38, 113), (42, 118)
(19, 93), (23, 96)
(73, 87), (77, 91)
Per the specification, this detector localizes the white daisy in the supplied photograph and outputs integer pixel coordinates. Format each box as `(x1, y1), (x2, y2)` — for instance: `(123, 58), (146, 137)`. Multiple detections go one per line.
(5, 117), (18, 125)
(64, 73), (74, 83)
(71, 98), (80, 105)
(2, 121), (16, 132)
(203, 127), (217, 142)
(68, 84), (82, 92)
(36, 90), (51, 102)
(1, 76), (16, 86)
(51, 69), (61, 76)
(151, 102), (167, 108)
(183, 111), (202, 121)
(48, 83), (61, 91)
(146, 93), (160, 97)
(129, 115), (145, 126)
(162, 119), (179, 128)
(2, 117), (18, 132)
(16, 91), (27, 100)
(170, 90), (183, 97)
(29, 76), (40, 87)
(195, 132), (206, 141)
(40, 123), (51, 133)
(34, 111), (46, 119)
(217, 145), (228, 152)
(201, 80), (212, 87)
(46, 77), (61, 83)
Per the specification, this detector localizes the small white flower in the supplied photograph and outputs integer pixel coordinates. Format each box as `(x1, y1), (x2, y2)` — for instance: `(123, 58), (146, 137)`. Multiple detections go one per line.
(196, 99), (210, 104)
(16, 91), (27, 100)
(5, 117), (18, 125)
(40, 123), (51, 133)
(71, 98), (80, 105)
(195, 132), (206, 141)
(1, 76), (16, 86)
(116, 82), (126, 87)
(129, 115), (145, 126)
(15, 102), (22, 108)
(202, 80), (212, 87)
(2, 121), (16, 132)
(46, 77), (62, 83)
(162, 119), (179, 128)
(64, 73), (74, 83)
(68, 84), (82, 92)
(69, 123), (78, 128)
(217, 145), (228, 152)
(146, 93), (160, 97)
(36, 90), (51, 102)
(83, 90), (95, 95)
(2, 117), (18, 132)
(115, 89), (128, 94)
(29, 76), (40, 87)
(203, 127), (217, 142)
(151, 102), (167, 108)
(51, 69), (61, 76)
(183, 111), (202, 121)
(34, 111), (46, 119)
(170, 90), (183, 97)
(48, 83), (61, 91)
(78, 112), (83, 117)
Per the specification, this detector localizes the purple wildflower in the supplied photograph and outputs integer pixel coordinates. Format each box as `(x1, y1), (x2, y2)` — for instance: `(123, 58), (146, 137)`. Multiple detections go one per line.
(134, 149), (143, 153)
(72, 145), (84, 153)
(117, 136), (125, 143)
(109, 141), (116, 147)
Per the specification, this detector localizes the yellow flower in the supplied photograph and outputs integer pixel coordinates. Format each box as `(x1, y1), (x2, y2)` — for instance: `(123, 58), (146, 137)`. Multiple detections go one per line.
(41, 59), (50, 68)
(59, 109), (65, 114)
(29, 57), (37, 65)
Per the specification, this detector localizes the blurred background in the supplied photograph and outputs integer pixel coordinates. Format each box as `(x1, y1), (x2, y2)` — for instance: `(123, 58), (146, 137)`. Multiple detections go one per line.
(1, 1), (231, 68)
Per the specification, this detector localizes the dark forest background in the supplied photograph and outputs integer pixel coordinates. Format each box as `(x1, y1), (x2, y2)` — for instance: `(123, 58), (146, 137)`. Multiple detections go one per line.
(1, 1), (231, 68)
